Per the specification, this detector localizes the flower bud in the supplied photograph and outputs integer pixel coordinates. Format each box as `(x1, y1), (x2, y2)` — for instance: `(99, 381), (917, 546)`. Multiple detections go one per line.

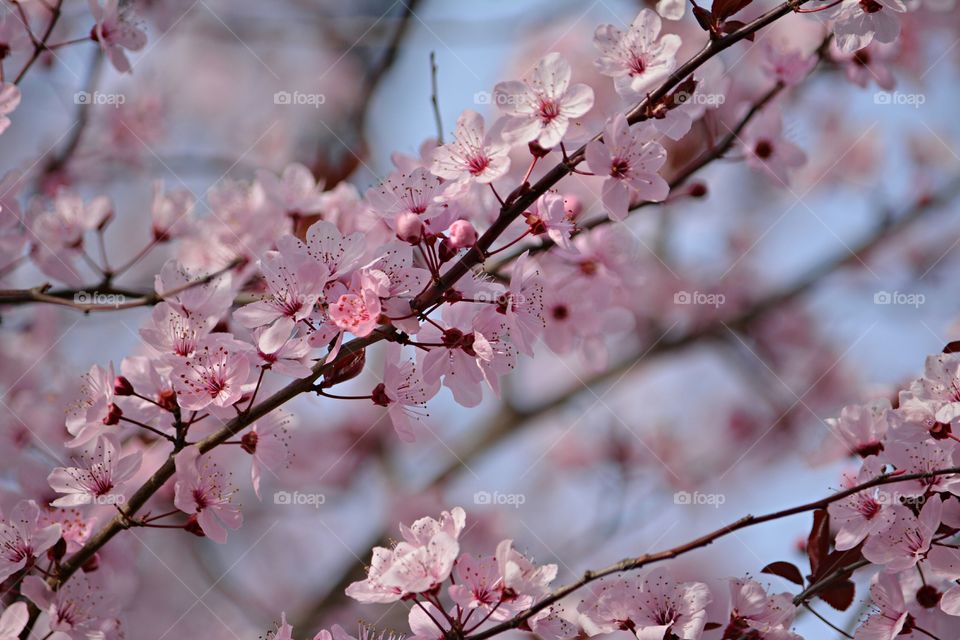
(688, 182), (708, 198)
(184, 515), (206, 538)
(447, 220), (477, 249)
(395, 212), (425, 244)
(563, 195), (583, 220)
(114, 375), (134, 396)
(528, 140), (550, 157)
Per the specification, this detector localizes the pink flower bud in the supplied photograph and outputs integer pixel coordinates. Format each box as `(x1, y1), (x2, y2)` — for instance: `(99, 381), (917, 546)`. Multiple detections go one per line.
(114, 375), (134, 396)
(395, 212), (425, 244)
(563, 195), (583, 220)
(448, 219), (477, 249)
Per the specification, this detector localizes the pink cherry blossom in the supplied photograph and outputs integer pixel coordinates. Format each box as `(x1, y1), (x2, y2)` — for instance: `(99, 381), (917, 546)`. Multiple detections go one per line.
(328, 271), (384, 338)
(254, 317), (313, 377)
(762, 41), (818, 87)
(150, 181), (195, 241)
(22, 573), (120, 639)
(862, 494), (942, 571)
(29, 191), (113, 285)
(173, 446), (242, 543)
(0, 82), (19, 136)
(824, 398), (889, 458)
(140, 302), (216, 359)
(593, 9), (682, 98)
(493, 52), (594, 149)
(0, 602), (28, 640)
(234, 248), (328, 328)
(431, 110), (511, 183)
(89, 0), (147, 73)
(524, 192), (575, 250)
(489, 252), (544, 357)
(829, 0), (907, 54)
(241, 410), (292, 499)
(155, 259), (235, 318)
(740, 106), (807, 185)
(346, 507), (465, 602)
(367, 167), (450, 225)
(585, 114), (669, 221)
(724, 578), (800, 640)
(448, 553), (504, 616)
(828, 458), (902, 550)
(48, 434), (142, 507)
(495, 539), (557, 608)
(257, 162), (326, 218)
(373, 343), (438, 442)
(834, 42), (897, 90)
(66, 362), (122, 448)
(0, 500), (62, 582)
(854, 572), (911, 640)
(171, 335), (253, 411)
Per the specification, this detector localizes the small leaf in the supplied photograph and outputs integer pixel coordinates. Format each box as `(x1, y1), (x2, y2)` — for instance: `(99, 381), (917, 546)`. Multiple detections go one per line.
(692, 5), (713, 31)
(322, 348), (366, 387)
(703, 622), (722, 631)
(944, 340), (960, 354)
(721, 20), (753, 40)
(818, 580), (856, 611)
(807, 509), (830, 578)
(712, 0), (754, 21)
(761, 561), (805, 586)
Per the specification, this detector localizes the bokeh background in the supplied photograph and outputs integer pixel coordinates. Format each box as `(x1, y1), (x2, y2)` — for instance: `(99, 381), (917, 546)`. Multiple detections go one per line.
(3, 0), (960, 638)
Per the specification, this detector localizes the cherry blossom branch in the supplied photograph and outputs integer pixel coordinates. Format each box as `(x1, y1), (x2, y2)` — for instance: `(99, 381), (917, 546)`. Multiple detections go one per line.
(464, 467), (960, 640)
(13, 0), (63, 85)
(411, 0), (813, 313)
(0, 258), (242, 312)
(292, 170), (960, 631)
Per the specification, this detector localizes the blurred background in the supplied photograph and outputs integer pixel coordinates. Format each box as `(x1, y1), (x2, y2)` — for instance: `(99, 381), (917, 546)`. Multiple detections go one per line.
(3, 0), (960, 638)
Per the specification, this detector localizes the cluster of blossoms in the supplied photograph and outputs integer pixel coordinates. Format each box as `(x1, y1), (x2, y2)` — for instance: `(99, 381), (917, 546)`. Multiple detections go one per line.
(0, 0), (957, 638)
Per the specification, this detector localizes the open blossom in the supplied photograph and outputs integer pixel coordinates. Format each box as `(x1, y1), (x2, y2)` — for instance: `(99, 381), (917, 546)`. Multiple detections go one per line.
(585, 114), (669, 221)
(140, 302), (216, 359)
(829, 0), (907, 54)
(828, 458), (901, 550)
(579, 571), (710, 640)
(593, 9), (682, 98)
(29, 191), (113, 286)
(724, 578), (800, 640)
(493, 52), (594, 149)
(173, 446), (242, 543)
(22, 574), (120, 639)
(367, 167), (450, 225)
(172, 335), (253, 411)
(254, 318), (312, 377)
(740, 106), (807, 185)
(155, 259), (235, 318)
(151, 181), (195, 241)
(66, 363), (122, 448)
(234, 248), (329, 328)
(862, 494), (942, 571)
(89, 0), (147, 73)
(372, 343), (438, 442)
(524, 192), (575, 250)
(0, 603), (28, 640)
(490, 252), (544, 357)
(431, 109), (510, 183)
(762, 41), (818, 86)
(346, 507), (466, 602)
(496, 539), (557, 608)
(257, 162), (326, 218)
(448, 553), (504, 615)
(854, 573), (911, 640)
(48, 434), (142, 507)
(0, 501), (62, 582)
(328, 271), (384, 337)
(0, 82), (19, 136)
(824, 398), (889, 458)
(241, 410), (292, 499)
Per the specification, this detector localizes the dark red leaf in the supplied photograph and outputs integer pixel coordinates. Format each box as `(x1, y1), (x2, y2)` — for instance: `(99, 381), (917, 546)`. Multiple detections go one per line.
(692, 5), (714, 31)
(703, 622), (722, 631)
(818, 580), (856, 611)
(807, 509), (830, 578)
(761, 561), (805, 586)
(712, 0), (754, 21)
(944, 340), (960, 354)
(322, 348), (366, 387)
(666, 77), (699, 110)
